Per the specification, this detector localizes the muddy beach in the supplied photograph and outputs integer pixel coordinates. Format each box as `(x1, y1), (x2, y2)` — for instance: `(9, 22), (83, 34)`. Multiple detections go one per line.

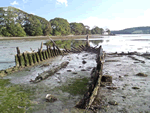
(92, 53), (150, 113)
(0, 34), (150, 112)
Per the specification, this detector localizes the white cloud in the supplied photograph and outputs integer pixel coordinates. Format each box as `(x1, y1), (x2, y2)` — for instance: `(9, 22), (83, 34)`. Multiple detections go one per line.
(30, 12), (35, 15)
(79, 9), (150, 30)
(23, 0), (28, 3)
(10, 1), (19, 5)
(56, 0), (68, 6)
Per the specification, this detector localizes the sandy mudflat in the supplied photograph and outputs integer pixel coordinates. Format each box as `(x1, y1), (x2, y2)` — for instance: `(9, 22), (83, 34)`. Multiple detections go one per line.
(93, 53), (150, 113)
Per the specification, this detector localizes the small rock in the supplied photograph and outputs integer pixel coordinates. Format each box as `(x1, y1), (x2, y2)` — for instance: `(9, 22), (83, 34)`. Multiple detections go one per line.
(122, 96), (126, 98)
(122, 88), (125, 90)
(141, 61), (145, 63)
(46, 94), (57, 102)
(132, 87), (140, 89)
(67, 70), (72, 72)
(87, 67), (92, 70)
(81, 69), (86, 71)
(134, 62), (139, 63)
(101, 75), (112, 82)
(79, 66), (82, 68)
(108, 101), (118, 105)
(119, 76), (122, 78)
(56, 73), (60, 75)
(72, 72), (77, 74)
(107, 87), (117, 90)
(82, 60), (87, 64)
(136, 73), (148, 77)
(82, 54), (88, 57)
(124, 74), (129, 77)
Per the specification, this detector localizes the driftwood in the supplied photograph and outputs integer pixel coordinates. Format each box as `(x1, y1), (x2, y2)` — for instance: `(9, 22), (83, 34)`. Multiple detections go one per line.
(30, 61), (69, 83)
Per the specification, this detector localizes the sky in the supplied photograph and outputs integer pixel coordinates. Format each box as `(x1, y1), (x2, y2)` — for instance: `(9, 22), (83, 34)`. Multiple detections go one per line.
(1, 0), (150, 30)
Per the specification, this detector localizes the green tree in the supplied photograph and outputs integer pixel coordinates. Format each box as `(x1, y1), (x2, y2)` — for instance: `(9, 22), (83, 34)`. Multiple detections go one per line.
(36, 16), (52, 36)
(70, 22), (82, 35)
(91, 26), (103, 34)
(2, 22), (26, 37)
(85, 25), (91, 34)
(0, 6), (52, 36)
(70, 22), (87, 35)
(24, 16), (43, 36)
(105, 28), (111, 35)
(50, 18), (70, 36)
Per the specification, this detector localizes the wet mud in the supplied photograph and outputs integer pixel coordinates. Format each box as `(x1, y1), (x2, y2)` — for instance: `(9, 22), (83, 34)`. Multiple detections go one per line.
(93, 54), (150, 113)
(2, 52), (97, 113)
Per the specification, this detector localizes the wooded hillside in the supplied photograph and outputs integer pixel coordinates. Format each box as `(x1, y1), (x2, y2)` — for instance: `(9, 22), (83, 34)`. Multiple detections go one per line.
(0, 6), (108, 37)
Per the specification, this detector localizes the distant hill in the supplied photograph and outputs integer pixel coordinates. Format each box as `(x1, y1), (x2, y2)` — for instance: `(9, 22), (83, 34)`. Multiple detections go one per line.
(111, 27), (150, 34)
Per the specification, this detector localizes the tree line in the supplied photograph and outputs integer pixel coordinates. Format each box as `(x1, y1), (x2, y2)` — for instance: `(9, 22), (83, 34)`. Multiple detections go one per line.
(0, 6), (110, 37)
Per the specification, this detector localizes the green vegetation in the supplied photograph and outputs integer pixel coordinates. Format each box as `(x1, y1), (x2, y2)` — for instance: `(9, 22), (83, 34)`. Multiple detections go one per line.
(50, 18), (70, 36)
(58, 77), (89, 95)
(91, 26), (104, 34)
(111, 26), (150, 34)
(0, 6), (51, 37)
(0, 79), (34, 113)
(0, 6), (106, 37)
(70, 22), (86, 35)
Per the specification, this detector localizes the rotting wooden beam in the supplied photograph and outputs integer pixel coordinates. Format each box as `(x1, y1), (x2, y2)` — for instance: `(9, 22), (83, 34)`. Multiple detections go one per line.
(49, 37), (64, 56)
(23, 52), (30, 66)
(75, 45), (104, 110)
(30, 61), (69, 83)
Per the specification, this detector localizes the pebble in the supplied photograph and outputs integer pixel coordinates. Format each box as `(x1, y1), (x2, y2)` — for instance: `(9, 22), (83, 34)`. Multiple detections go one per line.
(108, 101), (118, 105)
(81, 69), (86, 71)
(132, 87), (140, 89)
(67, 70), (72, 72)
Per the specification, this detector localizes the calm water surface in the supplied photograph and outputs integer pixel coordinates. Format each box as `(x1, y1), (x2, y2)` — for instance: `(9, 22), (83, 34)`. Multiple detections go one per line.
(0, 34), (150, 70)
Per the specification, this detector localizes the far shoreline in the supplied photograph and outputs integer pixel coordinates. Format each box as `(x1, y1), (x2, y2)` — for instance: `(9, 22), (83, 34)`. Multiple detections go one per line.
(0, 34), (115, 41)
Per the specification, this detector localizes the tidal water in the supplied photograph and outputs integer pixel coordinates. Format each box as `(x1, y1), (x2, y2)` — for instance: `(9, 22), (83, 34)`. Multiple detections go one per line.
(0, 34), (150, 70)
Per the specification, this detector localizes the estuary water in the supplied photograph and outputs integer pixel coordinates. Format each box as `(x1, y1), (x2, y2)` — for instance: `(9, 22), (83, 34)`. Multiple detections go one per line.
(0, 34), (150, 70)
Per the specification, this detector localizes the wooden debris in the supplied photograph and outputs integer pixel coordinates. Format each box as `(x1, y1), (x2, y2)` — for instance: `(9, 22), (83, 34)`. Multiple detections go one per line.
(30, 61), (69, 83)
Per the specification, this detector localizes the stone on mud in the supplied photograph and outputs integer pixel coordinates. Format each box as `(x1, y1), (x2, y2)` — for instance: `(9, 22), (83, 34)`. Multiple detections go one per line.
(101, 75), (112, 82)
(82, 60), (87, 64)
(132, 87), (140, 89)
(136, 73), (148, 77)
(107, 87), (117, 90)
(108, 101), (118, 105)
(45, 94), (57, 102)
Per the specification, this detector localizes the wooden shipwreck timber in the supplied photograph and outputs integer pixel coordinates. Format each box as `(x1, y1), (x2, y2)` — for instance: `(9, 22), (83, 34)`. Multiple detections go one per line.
(0, 35), (106, 111)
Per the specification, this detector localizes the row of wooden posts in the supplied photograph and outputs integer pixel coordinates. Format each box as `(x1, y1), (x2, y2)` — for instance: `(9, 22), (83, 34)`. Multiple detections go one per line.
(15, 35), (96, 68)
(15, 43), (62, 67)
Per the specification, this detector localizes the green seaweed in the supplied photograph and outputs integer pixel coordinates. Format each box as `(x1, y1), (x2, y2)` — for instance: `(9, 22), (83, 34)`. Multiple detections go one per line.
(0, 79), (34, 113)
(58, 77), (89, 95)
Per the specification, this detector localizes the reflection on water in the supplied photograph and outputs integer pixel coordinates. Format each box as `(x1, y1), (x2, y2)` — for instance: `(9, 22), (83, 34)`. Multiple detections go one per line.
(1, 34), (150, 70)
(44, 40), (103, 49)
